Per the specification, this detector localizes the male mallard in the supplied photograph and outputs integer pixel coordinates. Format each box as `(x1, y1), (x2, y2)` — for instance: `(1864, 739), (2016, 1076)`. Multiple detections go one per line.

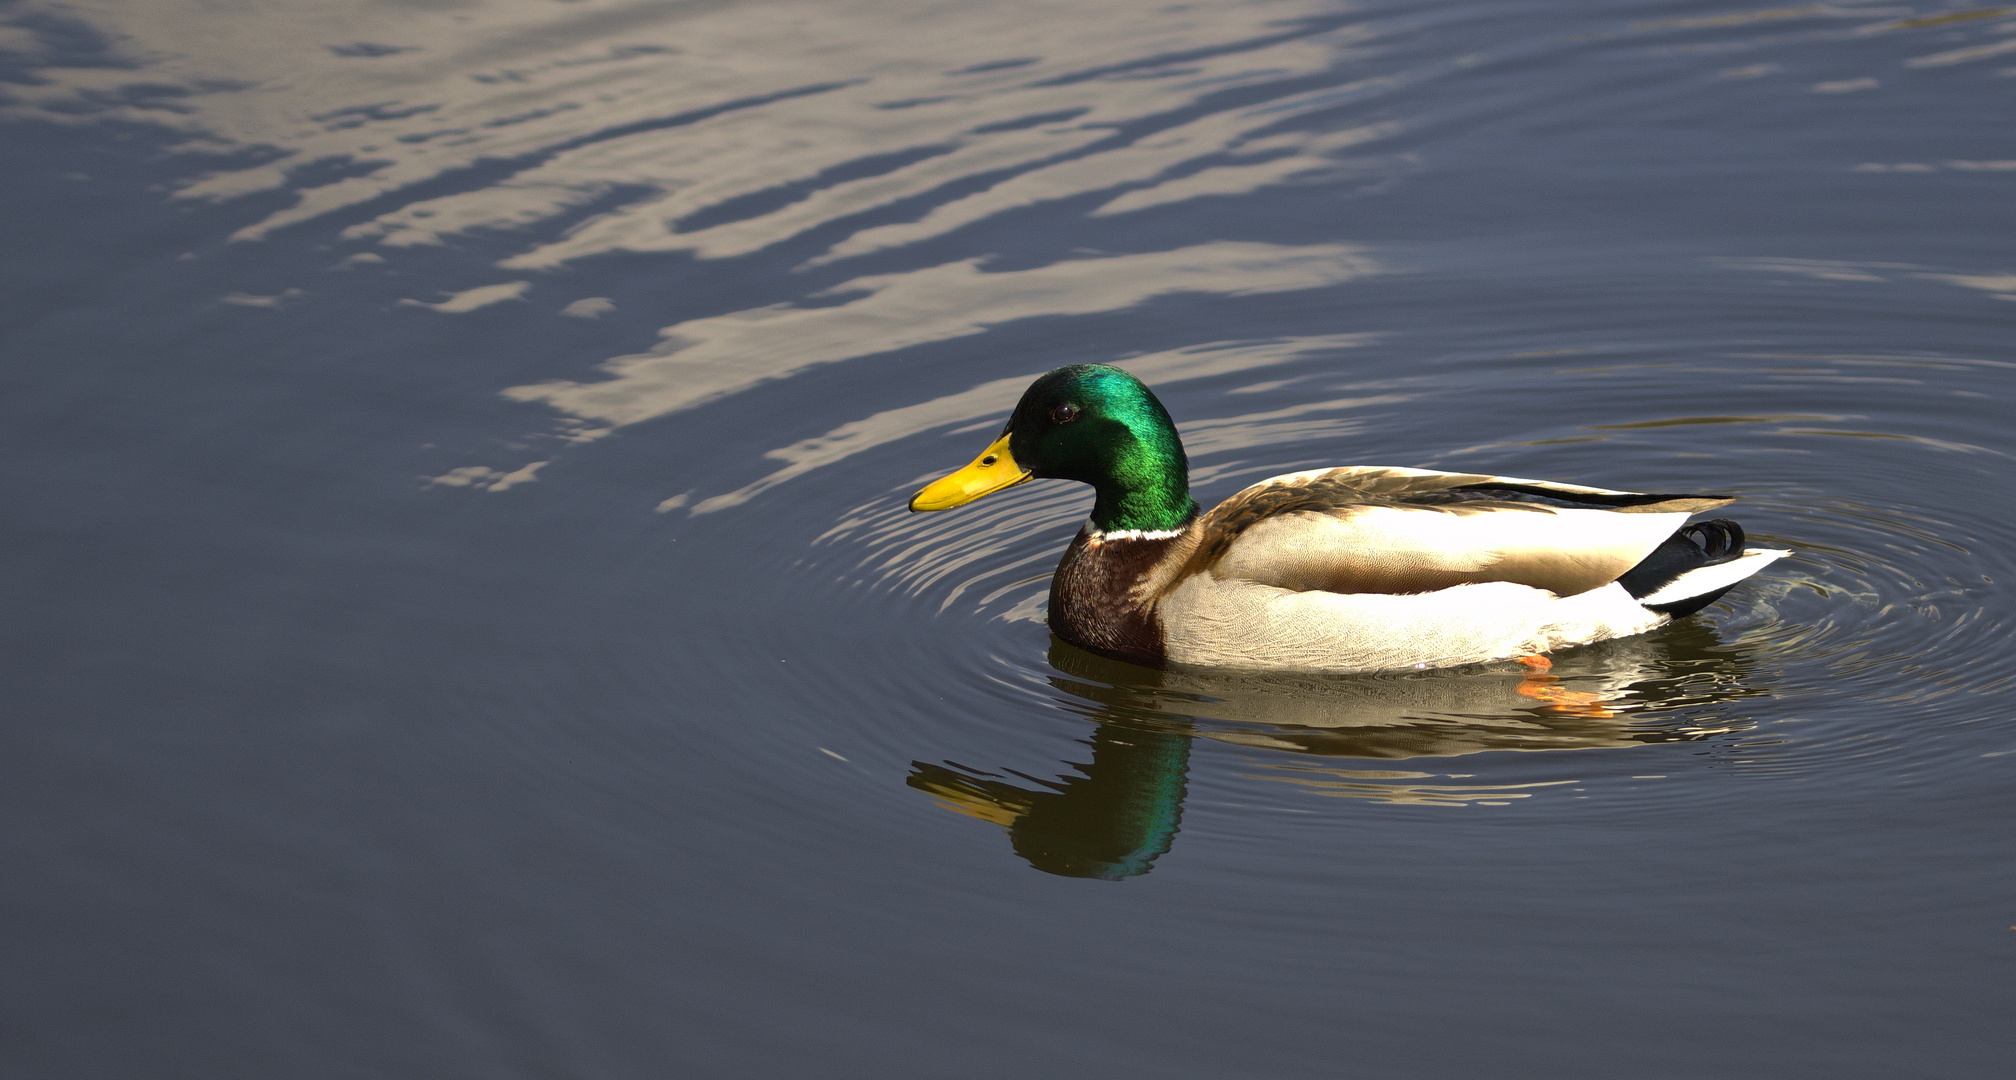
(910, 364), (1789, 672)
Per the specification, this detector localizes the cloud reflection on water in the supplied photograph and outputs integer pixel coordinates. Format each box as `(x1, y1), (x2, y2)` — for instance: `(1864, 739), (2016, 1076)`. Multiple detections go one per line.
(2, 0), (1389, 259)
(17, 0), (2015, 502)
(503, 241), (1383, 434)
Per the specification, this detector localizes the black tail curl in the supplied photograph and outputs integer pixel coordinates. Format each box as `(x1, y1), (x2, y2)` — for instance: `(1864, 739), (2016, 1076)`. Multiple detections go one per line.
(1680, 518), (1745, 562)
(1616, 517), (1748, 614)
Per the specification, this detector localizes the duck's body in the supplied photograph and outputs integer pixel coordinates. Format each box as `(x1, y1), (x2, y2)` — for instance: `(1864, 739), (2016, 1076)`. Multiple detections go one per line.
(1047, 465), (1786, 672)
(912, 366), (1788, 673)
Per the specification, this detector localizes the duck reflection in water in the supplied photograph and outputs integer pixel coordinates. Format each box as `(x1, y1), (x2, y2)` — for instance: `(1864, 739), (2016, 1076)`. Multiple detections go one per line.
(909, 623), (1764, 878)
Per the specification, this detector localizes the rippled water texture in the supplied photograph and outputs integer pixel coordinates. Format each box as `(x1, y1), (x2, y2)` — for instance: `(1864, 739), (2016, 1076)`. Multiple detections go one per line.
(5, 2), (2014, 1077)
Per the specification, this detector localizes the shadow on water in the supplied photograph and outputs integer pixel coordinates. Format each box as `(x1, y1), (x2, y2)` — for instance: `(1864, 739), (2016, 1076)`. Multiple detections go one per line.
(911, 622), (1768, 878)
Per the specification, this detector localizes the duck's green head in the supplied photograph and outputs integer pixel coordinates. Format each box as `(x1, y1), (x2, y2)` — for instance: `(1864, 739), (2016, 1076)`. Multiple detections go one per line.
(910, 364), (1198, 533)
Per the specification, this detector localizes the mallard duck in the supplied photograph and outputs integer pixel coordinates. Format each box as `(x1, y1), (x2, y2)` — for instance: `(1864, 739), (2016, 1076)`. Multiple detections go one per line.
(910, 364), (1789, 672)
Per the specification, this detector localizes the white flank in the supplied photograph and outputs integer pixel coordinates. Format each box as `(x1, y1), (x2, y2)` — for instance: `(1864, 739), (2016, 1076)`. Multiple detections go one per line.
(1159, 578), (1666, 674)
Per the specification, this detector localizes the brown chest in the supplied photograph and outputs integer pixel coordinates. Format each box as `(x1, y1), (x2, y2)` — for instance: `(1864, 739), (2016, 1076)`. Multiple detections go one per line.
(1047, 530), (1179, 667)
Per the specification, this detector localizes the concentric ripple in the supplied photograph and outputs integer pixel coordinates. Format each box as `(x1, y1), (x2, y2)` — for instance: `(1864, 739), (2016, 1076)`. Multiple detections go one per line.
(764, 341), (2016, 861)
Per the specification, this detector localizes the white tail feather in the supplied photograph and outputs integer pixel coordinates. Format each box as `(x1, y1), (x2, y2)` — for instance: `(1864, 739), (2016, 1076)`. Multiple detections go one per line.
(1637, 548), (1791, 607)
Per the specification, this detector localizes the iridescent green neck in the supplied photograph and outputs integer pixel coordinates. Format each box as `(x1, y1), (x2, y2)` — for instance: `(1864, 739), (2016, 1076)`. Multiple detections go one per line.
(1087, 412), (1197, 534)
(1091, 475), (1197, 534)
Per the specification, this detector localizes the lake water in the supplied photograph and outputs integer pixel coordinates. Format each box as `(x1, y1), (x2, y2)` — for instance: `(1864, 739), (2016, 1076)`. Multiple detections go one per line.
(5, 1), (2014, 1076)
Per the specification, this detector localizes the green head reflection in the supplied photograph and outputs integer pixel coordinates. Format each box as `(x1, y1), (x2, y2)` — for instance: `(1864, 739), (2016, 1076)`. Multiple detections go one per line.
(909, 723), (1189, 880)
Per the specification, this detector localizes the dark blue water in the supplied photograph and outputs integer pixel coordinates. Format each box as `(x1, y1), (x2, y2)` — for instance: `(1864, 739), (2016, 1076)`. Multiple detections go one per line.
(5, 2), (2014, 1076)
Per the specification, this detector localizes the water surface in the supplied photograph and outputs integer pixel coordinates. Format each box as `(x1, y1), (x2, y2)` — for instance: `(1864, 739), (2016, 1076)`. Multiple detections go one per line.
(5, 1), (2014, 1076)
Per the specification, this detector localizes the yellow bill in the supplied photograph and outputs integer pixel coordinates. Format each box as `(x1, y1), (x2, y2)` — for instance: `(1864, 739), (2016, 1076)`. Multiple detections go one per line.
(909, 433), (1032, 511)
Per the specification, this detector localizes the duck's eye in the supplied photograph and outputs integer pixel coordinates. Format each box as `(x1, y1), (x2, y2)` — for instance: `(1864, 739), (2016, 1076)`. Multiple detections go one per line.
(1050, 404), (1078, 424)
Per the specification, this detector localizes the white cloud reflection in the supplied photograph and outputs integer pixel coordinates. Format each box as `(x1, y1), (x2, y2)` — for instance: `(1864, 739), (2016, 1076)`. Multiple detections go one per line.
(428, 460), (548, 492)
(502, 241), (1383, 434)
(3, 0), (1401, 268)
(3, 0), (1416, 501)
(398, 280), (531, 312)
